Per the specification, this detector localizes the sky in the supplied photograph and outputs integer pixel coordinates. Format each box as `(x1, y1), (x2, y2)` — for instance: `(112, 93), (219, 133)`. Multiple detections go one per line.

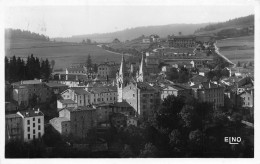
(4, 1), (255, 38)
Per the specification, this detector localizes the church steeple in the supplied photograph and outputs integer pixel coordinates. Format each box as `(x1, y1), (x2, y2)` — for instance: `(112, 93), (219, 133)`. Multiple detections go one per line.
(119, 53), (126, 77)
(136, 53), (147, 82)
(117, 54), (128, 102)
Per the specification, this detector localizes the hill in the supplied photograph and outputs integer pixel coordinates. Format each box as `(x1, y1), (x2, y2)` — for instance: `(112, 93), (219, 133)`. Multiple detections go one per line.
(194, 15), (254, 38)
(5, 29), (127, 70)
(54, 23), (209, 43)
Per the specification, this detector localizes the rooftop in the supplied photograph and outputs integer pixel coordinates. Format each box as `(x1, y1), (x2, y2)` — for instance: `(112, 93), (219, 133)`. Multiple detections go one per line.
(18, 109), (44, 118)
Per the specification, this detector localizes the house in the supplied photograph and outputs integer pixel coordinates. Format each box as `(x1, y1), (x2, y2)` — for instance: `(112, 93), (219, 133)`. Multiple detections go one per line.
(160, 84), (192, 100)
(122, 82), (161, 119)
(17, 109), (44, 142)
(12, 85), (29, 107)
(238, 89), (254, 108)
(191, 82), (224, 109)
(94, 101), (135, 124)
(58, 106), (97, 138)
(57, 99), (78, 110)
(97, 63), (118, 78)
(61, 88), (92, 107)
(5, 113), (23, 142)
(12, 79), (51, 105)
(45, 82), (68, 95)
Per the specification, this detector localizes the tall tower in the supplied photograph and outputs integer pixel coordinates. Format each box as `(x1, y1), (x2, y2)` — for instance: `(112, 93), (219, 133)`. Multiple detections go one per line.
(136, 53), (147, 82)
(116, 54), (128, 102)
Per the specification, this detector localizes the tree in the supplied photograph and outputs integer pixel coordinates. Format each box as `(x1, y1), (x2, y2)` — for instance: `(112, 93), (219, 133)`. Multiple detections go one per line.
(86, 54), (92, 70)
(237, 61), (241, 67)
(139, 143), (158, 157)
(120, 144), (134, 157)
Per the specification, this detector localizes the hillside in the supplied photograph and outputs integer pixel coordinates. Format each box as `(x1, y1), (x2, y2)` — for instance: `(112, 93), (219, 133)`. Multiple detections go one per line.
(194, 15), (254, 38)
(54, 23), (209, 43)
(5, 29), (127, 70)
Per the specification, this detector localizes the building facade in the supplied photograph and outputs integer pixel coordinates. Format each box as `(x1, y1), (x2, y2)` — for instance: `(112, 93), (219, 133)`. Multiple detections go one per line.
(17, 109), (44, 142)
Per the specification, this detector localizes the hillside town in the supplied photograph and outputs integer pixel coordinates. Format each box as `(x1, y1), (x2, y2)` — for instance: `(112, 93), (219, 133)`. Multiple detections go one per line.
(5, 32), (254, 158)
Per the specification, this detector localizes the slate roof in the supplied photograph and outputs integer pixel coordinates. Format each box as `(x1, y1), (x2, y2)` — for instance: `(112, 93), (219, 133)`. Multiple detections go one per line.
(18, 109), (44, 118)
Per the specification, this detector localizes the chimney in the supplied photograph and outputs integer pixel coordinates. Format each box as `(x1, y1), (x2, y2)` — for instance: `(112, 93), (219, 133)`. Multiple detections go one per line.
(66, 74), (68, 81)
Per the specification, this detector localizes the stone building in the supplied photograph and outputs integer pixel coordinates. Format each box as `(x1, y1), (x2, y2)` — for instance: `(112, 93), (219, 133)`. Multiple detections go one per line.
(17, 109), (44, 142)
(168, 35), (196, 48)
(191, 82), (224, 109)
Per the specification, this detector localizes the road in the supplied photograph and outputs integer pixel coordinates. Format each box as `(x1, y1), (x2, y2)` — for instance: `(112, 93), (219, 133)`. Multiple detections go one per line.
(214, 43), (235, 68)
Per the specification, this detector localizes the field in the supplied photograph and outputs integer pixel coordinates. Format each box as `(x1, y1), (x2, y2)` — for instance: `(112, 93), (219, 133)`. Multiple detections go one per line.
(5, 38), (125, 70)
(216, 35), (254, 64)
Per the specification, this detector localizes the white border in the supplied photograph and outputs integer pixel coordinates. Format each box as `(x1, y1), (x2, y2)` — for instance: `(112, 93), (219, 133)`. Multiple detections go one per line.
(0, 0), (259, 164)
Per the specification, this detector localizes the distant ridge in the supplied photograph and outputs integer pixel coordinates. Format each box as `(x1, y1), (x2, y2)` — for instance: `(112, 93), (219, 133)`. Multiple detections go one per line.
(54, 23), (209, 43)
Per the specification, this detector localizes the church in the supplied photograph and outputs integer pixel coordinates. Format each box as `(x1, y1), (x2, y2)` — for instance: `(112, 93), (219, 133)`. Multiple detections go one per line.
(116, 54), (160, 119)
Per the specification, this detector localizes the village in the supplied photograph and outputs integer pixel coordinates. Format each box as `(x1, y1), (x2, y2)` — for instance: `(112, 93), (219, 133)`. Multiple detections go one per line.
(5, 33), (254, 157)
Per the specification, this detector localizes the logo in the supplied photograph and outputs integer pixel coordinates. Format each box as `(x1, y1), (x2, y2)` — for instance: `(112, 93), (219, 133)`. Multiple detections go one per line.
(224, 137), (241, 144)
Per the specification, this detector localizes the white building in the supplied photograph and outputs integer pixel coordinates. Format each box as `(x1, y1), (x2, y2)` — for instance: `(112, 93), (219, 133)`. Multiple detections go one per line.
(17, 109), (44, 142)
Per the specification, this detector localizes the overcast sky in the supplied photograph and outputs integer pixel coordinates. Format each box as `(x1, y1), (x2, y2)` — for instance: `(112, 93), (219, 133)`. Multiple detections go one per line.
(4, 2), (255, 38)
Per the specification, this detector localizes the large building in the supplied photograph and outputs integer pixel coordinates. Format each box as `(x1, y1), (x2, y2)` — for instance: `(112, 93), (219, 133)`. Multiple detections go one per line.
(191, 82), (224, 109)
(97, 63), (118, 78)
(17, 109), (44, 142)
(238, 89), (254, 108)
(12, 79), (51, 105)
(57, 106), (97, 138)
(168, 35), (196, 48)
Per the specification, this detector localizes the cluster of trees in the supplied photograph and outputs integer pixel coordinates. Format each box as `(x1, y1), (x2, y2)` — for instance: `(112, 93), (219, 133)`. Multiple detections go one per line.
(194, 15), (254, 33)
(165, 67), (191, 83)
(98, 95), (253, 158)
(5, 29), (50, 41)
(5, 55), (53, 83)
(206, 69), (230, 81)
(237, 61), (253, 68)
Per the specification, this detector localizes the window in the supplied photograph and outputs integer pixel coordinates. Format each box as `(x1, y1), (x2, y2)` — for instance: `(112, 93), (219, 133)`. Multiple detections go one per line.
(38, 118), (41, 123)
(33, 130), (35, 134)
(33, 123), (35, 127)
(28, 134), (30, 139)
(38, 125), (41, 130)
(27, 127), (30, 132)
(38, 132), (41, 137)
(27, 120), (30, 124)
(33, 135), (36, 139)
(33, 118), (35, 121)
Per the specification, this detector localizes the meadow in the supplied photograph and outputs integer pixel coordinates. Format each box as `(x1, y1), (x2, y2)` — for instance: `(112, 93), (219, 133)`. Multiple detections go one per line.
(5, 38), (125, 70)
(216, 35), (254, 64)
